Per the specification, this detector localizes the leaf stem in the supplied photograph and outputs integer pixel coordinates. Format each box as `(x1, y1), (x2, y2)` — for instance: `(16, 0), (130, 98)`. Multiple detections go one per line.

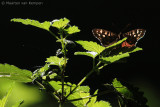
(49, 30), (59, 40)
(98, 64), (108, 70)
(35, 80), (45, 90)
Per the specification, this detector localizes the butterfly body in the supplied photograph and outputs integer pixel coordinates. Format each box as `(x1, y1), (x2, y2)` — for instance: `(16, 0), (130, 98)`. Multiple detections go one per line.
(92, 28), (146, 48)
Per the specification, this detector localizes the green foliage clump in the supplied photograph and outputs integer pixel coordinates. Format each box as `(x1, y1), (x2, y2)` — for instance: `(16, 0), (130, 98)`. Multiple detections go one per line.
(0, 18), (147, 107)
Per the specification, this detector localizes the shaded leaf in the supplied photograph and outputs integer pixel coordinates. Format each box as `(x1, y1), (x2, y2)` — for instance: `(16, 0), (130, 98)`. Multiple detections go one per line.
(0, 64), (32, 82)
(112, 78), (133, 99)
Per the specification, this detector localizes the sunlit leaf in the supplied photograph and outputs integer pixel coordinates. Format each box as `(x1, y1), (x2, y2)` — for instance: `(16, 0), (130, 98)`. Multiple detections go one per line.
(87, 90), (98, 107)
(45, 56), (67, 67)
(49, 81), (90, 107)
(65, 26), (80, 34)
(74, 51), (98, 58)
(91, 101), (112, 107)
(107, 38), (127, 49)
(0, 84), (13, 107)
(128, 47), (143, 53)
(11, 18), (50, 31)
(52, 18), (70, 29)
(0, 64), (32, 82)
(12, 100), (24, 107)
(76, 41), (105, 54)
(100, 53), (130, 64)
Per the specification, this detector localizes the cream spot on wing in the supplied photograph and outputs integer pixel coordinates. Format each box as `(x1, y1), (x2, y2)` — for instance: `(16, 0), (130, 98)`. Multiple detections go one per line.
(108, 32), (110, 36)
(96, 30), (99, 33)
(132, 31), (135, 35)
(100, 29), (103, 33)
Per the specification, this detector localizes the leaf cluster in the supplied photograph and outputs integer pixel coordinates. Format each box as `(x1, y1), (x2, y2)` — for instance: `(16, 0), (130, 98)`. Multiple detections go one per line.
(0, 18), (147, 107)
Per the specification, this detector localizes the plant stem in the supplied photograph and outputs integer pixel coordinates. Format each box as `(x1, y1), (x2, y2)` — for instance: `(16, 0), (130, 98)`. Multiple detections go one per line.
(65, 58), (96, 100)
(59, 103), (62, 107)
(60, 30), (67, 104)
(35, 80), (45, 89)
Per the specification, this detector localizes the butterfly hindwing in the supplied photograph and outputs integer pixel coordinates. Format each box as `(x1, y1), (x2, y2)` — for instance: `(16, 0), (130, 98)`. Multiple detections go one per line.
(122, 29), (146, 47)
(92, 29), (120, 47)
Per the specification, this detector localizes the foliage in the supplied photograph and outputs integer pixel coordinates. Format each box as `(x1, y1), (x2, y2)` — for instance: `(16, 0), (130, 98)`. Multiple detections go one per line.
(11, 18), (50, 31)
(0, 83), (23, 107)
(0, 64), (32, 83)
(0, 18), (147, 107)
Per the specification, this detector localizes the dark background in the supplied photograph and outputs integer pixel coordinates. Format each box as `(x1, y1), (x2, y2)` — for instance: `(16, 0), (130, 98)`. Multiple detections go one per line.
(1, 0), (160, 106)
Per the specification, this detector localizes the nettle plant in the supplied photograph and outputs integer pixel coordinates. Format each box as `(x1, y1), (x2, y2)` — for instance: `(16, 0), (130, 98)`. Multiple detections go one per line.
(0, 18), (147, 107)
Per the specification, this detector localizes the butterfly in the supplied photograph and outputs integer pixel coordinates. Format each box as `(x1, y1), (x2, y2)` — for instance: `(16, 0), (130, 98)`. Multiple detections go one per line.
(92, 29), (146, 48)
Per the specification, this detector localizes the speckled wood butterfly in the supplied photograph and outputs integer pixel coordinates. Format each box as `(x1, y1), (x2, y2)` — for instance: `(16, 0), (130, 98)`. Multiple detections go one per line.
(92, 29), (146, 48)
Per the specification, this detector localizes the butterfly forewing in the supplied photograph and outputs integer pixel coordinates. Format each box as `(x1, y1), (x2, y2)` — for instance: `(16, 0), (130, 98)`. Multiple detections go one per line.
(92, 29), (120, 47)
(122, 29), (146, 47)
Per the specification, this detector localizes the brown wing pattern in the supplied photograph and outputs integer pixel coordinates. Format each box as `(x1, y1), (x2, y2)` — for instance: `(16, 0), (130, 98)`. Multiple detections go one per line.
(92, 29), (120, 47)
(122, 29), (146, 47)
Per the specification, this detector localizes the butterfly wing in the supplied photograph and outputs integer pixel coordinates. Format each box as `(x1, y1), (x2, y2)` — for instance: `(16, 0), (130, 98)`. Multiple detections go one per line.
(122, 29), (146, 48)
(92, 29), (119, 47)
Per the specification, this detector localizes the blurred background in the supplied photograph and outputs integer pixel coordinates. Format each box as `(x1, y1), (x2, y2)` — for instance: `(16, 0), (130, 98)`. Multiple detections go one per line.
(0, 0), (160, 106)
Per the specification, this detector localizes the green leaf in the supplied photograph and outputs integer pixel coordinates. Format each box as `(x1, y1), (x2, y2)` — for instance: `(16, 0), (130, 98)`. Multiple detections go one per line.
(49, 81), (112, 107)
(100, 53), (130, 64)
(128, 47), (143, 53)
(87, 90), (111, 107)
(70, 92), (90, 107)
(11, 18), (50, 31)
(49, 81), (90, 107)
(45, 56), (67, 67)
(101, 38), (128, 56)
(49, 81), (89, 95)
(92, 101), (112, 107)
(76, 41), (105, 54)
(0, 84), (13, 107)
(52, 18), (70, 29)
(65, 26), (80, 34)
(107, 38), (127, 49)
(12, 100), (24, 107)
(87, 90), (98, 107)
(74, 51), (98, 58)
(49, 73), (58, 79)
(112, 78), (133, 99)
(0, 64), (32, 82)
